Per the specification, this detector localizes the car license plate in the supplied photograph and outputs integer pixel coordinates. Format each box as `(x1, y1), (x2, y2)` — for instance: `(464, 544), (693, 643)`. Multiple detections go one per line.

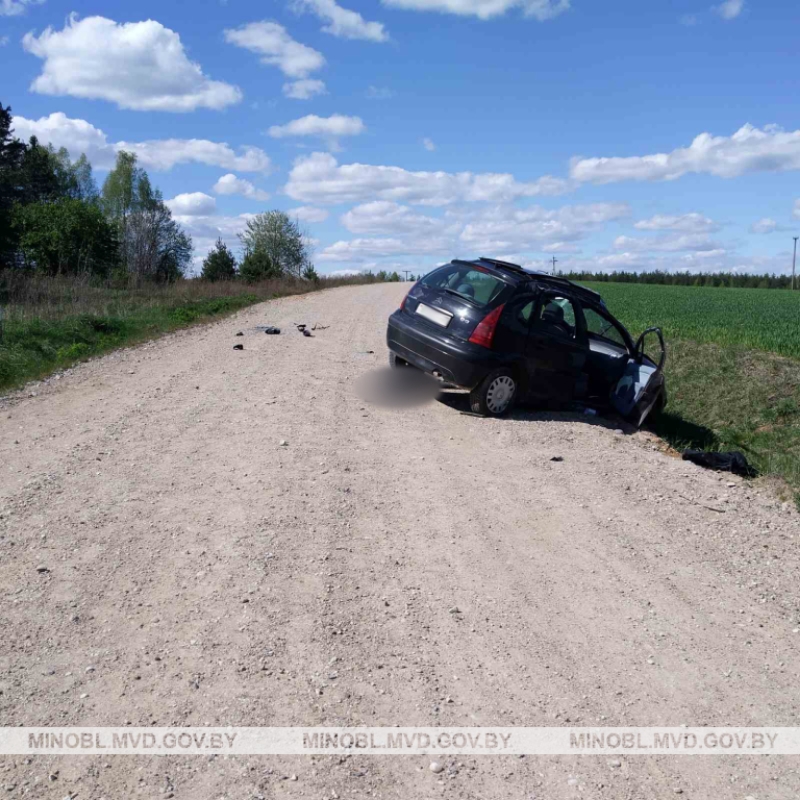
(416, 302), (452, 328)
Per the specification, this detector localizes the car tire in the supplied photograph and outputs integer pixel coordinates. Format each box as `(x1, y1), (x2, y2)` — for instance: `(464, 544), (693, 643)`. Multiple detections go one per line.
(388, 352), (409, 369)
(470, 369), (518, 417)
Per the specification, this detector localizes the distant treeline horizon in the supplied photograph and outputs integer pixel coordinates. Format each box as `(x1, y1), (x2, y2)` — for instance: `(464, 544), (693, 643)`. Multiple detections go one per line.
(563, 270), (797, 290)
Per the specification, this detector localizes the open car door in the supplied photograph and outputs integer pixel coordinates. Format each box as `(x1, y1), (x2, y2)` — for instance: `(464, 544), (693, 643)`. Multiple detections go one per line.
(610, 327), (667, 427)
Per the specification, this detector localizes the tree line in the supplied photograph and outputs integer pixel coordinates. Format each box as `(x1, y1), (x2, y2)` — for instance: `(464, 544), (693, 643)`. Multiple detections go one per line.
(564, 270), (797, 290)
(1, 101), (323, 286)
(0, 102), (191, 282)
(201, 213), (317, 283)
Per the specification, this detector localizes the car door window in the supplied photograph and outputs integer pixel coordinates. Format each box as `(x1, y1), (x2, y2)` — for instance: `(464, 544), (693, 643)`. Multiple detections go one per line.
(517, 299), (535, 326)
(584, 307), (627, 348)
(536, 295), (578, 340)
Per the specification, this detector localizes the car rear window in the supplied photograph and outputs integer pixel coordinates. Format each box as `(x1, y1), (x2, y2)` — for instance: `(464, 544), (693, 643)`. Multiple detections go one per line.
(421, 265), (507, 307)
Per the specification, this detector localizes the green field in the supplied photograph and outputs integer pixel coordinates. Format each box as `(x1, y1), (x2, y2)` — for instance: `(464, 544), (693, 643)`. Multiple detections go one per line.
(582, 282), (800, 500)
(585, 283), (800, 359)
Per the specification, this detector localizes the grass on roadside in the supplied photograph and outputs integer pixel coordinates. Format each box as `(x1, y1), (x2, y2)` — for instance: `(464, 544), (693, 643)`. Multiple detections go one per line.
(0, 273), (380, 393)
(581, 282), (800, 502)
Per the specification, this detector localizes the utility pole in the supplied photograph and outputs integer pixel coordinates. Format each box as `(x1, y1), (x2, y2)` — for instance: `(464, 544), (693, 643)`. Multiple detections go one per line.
(551, 256), (558, 276)
(402, 270), (412, 282)
(793, 237), (798, 291)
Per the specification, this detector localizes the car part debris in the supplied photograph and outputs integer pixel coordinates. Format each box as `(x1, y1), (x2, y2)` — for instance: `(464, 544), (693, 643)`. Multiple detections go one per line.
(294, 323), (307, 332)
(302, 329), (313, 337)
(264, 326), (281, 335)
(235, 332), (244, 337)
(312, 324), (330, 331)
(550, 456), (564, 462)
(681, 450), (757, 478)
(233, 344), (244, 351)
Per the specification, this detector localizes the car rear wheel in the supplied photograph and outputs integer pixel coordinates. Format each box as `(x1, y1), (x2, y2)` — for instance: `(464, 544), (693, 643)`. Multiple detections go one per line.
(470, 369), (517, 417)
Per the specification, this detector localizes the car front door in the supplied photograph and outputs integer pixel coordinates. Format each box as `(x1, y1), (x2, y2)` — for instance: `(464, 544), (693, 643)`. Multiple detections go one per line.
(526, 292), (588, 403)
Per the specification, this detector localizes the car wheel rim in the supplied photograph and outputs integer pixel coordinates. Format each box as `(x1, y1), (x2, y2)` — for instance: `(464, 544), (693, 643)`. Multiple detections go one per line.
(486, 375), (516, 413)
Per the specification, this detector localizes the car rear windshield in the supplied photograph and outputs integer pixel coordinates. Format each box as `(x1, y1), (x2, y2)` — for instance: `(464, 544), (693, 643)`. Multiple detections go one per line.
(421, 264), (508, 307)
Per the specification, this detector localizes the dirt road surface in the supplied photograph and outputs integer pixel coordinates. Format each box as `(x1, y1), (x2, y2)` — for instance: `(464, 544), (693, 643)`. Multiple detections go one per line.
(2, 283), (799, 799)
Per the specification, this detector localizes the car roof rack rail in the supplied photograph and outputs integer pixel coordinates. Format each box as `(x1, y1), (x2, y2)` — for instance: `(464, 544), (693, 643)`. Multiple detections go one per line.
(477, 257), (530, 276)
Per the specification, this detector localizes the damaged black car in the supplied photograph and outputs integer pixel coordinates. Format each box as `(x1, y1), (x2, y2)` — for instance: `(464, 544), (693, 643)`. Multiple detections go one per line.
(386, 258), (667, 425)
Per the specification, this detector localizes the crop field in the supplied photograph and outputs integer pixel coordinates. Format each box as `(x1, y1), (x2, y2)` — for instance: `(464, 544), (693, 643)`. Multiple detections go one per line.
(583, 282), (800, 360)
(581, 282), (800, 499)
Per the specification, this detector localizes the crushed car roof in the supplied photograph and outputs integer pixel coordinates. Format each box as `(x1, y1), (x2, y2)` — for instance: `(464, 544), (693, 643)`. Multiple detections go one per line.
(452, 257), (605, 307)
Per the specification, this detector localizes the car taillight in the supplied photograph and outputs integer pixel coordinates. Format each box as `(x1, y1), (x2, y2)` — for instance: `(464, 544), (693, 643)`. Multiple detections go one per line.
(469, 304), (505, 349)
(400, 292), (409, 311)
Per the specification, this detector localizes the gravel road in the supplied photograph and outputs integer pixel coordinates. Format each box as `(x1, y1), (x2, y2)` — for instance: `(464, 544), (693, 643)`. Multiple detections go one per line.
(1, 283), (799, 799)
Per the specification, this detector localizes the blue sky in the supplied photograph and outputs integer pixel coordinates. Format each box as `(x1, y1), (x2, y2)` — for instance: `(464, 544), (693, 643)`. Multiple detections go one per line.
(2, 0), (799, 275)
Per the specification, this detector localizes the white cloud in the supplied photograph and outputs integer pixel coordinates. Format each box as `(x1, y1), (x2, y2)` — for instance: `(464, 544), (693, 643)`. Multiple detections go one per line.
(12, 112), (114, 166)
(318, 236), (452, 262)
(321, 201), (627, 265)
(341, 201), (450, 235)
(613, 233), (722, 253)
(290, 206), (330, 223)
(750, 218), (778, 234)
(366, 85), (394, 99)
(1, 0), (43, 17)
(570, 124), (800, 184)
(23, 15), (242, 112)
(213, 173), (270, 201)
(118, 139), (270, 172)
(224, 21), (324, 78)
(0, 35), (9, 45)
(381, 0), (569, 21)
(12, 112), (272, 173)
(422, 137), (436, 152)
(283, 79), (327, 99)
(458, 203), (630, 251)
(794, 200), (800, 220)
(293, 0), (388, 41)
(166, 192), (217, 216)
(285, 152), (570, 205)
(268, 115), (365, 143)
(714, 0), (744, 20)
(633, 213), (718, 233)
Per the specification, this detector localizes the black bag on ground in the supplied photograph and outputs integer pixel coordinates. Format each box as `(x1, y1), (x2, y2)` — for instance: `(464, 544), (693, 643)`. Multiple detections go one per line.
(681, 450), (757, 478)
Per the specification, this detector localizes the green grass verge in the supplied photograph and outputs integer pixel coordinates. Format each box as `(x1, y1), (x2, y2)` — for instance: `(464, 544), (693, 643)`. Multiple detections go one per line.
(0, 294), (260, 392)
(581, 282), (800, 501)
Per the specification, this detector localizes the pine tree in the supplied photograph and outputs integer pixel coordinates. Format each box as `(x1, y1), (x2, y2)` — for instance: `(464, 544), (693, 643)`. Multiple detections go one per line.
(201, 239), (237, 281)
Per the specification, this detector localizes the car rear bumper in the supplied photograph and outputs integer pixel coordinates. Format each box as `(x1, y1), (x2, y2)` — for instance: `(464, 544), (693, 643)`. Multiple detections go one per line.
(386, 311), (500, 389)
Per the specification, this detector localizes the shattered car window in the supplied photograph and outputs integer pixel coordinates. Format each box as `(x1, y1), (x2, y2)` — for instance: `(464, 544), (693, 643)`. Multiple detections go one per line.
(422, 265), (506, 306)
(584, 307), (627, 348)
